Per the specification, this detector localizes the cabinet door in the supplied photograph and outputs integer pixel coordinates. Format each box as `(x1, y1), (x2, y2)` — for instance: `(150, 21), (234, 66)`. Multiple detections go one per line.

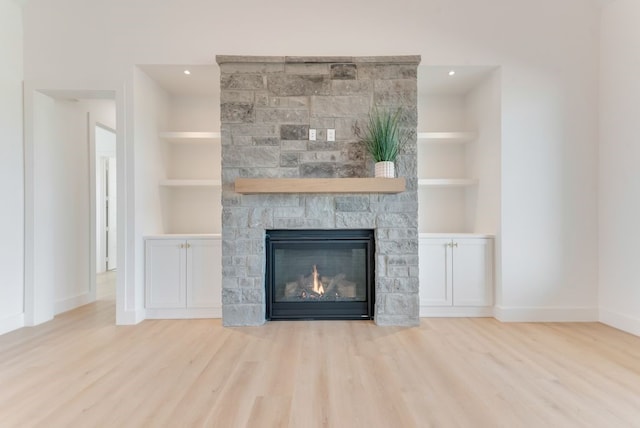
(145, 239), (187, 309)
(186, 239), (222, 308)
(419, 238), (453, 306)
(452, 238), (493, 306)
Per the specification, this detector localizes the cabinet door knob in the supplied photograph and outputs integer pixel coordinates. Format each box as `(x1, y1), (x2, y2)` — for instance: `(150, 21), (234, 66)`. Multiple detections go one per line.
(452, 242), (458, 248)
(186, 243), (191, 249)
(179, 244), (185, 249)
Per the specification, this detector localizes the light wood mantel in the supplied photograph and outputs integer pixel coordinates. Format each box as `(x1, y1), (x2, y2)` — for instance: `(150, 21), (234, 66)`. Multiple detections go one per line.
(234, 177), (406, 194)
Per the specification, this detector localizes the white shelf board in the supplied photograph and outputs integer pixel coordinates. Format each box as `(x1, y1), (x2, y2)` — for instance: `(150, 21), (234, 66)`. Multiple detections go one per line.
(145, 233), (221, 240)
(419, 233), (494, 239)
(159, 131), (221, 144)
(418, 178), (478, 187)
(417, 132), (477, 144)
(159, 179), (221, 188)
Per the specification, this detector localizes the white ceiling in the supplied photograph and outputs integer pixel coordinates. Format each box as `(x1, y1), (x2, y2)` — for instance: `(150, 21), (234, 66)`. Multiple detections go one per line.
(138, 64), (220, 96)
(420, 66), (497, 95)
(139, 63), (496, 97)
(38, 89), (116, 101)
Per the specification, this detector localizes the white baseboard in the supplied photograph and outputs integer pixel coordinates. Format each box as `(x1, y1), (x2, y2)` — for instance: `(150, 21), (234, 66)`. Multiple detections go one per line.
(117, 308), (146, 325)
(599, 308), (640, 337)
(420, 306), (493, 317)
(494, 306), (598, 322)
(145, 307), (222, 319)
(0, 313), (25, 336)
(54, 292), (93, 315)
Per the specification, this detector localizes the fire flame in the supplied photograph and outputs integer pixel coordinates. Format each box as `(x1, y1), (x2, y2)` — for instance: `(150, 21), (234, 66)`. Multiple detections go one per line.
(312, 265), (325, 295)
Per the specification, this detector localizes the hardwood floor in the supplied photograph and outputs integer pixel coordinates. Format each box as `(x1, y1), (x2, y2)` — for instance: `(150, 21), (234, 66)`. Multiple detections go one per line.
(1, 296), (640, 427)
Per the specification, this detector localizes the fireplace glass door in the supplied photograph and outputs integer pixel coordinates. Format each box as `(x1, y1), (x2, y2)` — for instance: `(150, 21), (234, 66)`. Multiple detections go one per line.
(265, 229), (374, 320)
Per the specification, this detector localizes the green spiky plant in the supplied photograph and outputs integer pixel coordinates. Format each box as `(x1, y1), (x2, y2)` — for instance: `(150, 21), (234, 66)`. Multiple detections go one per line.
(358, 107), (408, 163)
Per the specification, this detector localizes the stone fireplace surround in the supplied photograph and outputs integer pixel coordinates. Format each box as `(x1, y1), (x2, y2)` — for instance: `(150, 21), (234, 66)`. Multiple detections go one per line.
(217, 55), (420, 326)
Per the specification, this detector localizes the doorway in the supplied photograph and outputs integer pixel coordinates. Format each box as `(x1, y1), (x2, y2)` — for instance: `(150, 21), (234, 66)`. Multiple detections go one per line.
(25, 90), (119, 325)
(95, 124), (117, 300)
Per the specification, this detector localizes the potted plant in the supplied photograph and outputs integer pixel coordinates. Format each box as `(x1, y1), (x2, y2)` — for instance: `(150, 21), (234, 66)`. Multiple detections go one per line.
(358, 107), (407, 178)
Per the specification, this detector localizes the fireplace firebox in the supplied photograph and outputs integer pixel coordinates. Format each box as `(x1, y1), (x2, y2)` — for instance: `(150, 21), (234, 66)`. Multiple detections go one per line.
(265, 229), (375, 320)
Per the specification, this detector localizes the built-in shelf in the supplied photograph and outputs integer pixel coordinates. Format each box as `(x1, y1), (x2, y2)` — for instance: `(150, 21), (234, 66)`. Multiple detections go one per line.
(160, 179), (221, 187)
(418, 132), (477, 144)
(159, 131), (221, 144)
(418, 178), (478, 187)
(235, 178), (405, 194)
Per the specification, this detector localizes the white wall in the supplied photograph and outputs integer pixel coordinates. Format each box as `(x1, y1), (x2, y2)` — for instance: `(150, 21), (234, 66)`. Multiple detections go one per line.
(21, 0), (601, 323)
(132, 67), (169, 319)
(0, 0), (25, 335)
(599, 0), (640, 335)
(466, 71), (501, 236)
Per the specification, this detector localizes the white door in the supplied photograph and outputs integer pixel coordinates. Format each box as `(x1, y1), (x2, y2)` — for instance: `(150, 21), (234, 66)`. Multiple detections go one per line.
(106, 157), (117, 270)
(186, 239), (222, 308)
(419, 238), (453, 306)
(145, 239), (187, 309)
(95, 124), (116, 273)
(452, 238), (493, 306)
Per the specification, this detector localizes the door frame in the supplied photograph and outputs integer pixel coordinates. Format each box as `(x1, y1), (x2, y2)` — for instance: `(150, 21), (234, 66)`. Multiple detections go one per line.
(23, 88), (124, 325)
(93, 123), (117, 276)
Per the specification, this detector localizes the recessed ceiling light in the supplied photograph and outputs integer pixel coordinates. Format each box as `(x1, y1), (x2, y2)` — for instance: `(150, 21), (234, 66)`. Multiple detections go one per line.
(183, 69), (191, 75)
(448, 70), (456, 76)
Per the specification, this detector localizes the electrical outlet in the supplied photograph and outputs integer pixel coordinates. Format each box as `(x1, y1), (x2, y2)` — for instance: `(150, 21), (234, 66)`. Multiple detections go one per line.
(309, 129), (316, 141)
(327, 129), (336, 142)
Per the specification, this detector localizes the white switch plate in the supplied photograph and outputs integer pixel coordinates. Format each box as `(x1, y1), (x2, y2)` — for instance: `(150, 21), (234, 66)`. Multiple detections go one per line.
(327, 129), (336, 142)
(309, 129), (316, 141)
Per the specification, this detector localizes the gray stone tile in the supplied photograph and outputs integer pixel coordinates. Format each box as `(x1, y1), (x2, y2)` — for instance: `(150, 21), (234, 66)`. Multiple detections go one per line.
(300, 163), (336, 178)
(268, 74), (331, 96)
(310, 95), (370, 117)
(285, 56), (353, 63)
(221, 90), (255, 103)
(280, 152), (299, 167)
(256, 108), (309, 124)
(221, 102), (254, 123)
(222, 304), (265, 326)
(217, 55), (285, 64)
(253, 137), (280, 146)
(335, 196), (370, 212)
(230, 124), (278, 137)
(280, 140), (308, 151)
(285, 63), (330, 74)
(331, 80), (373, 95)
(223, 146), (279, 167)
(221, 74), (265, 90)
(330, 64), (357, 80)
(280, 124), (309, 140)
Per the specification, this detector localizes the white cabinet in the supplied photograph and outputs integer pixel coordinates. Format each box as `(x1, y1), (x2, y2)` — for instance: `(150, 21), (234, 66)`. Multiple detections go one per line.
(145, 236), (221, 318)
(186, 239), (222, 309)
(419, 236), (493, 316)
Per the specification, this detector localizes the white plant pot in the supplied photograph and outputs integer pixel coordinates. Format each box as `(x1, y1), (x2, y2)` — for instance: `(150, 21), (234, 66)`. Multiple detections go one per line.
(375, 161), (395, 178)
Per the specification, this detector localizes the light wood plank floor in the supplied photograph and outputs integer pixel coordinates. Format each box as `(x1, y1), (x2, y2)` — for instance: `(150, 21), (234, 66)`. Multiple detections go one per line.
(1, 295), (640, 427)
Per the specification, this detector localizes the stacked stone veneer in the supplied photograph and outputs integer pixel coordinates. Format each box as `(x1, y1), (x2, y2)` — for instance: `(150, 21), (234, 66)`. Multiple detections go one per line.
(216, 55), (421, 326)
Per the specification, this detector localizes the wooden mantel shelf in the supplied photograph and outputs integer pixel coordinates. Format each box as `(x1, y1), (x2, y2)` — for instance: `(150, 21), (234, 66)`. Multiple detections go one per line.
(234, 178), (406, 194)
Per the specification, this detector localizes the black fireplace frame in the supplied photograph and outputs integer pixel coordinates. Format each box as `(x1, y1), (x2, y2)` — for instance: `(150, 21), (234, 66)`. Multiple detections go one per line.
(265, 229), (375, 321)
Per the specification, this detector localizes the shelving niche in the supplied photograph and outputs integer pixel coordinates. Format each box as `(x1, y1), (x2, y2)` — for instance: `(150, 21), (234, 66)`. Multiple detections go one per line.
(136, 65), (223, 319)
(137, 65), (222, 235)
(417, 67), (500, 236)
(160, 111), (221, 235)
(417, 66), (500, 317)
